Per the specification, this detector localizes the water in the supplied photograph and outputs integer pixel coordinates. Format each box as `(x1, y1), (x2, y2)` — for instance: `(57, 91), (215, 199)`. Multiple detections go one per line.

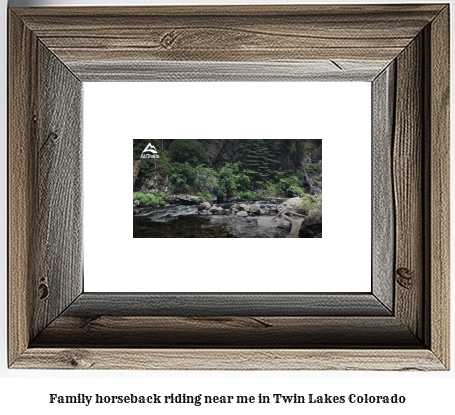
(133, 200), (304, 238)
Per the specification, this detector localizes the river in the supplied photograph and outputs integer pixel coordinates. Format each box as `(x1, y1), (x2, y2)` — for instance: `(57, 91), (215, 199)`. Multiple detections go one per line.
(133, 200), (304, 238)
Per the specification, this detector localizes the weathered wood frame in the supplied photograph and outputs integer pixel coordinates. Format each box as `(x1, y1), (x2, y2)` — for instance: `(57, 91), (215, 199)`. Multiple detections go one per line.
(8, 5), (449, 370)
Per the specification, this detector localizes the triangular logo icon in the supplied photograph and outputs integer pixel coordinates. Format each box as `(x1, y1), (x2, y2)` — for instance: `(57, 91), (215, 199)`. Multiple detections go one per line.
(143, 143), (158, 154)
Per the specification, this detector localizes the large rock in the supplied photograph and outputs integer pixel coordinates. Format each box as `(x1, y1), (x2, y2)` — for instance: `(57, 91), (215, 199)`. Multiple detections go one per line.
(208, 206), (219, 212)
(198, 201), (212, 211)
(236, 211), (248, 217)
(239, 204), (250, 212)
(167, 194), (205, 205)
(281, 196), (321, 215)
(299, 201), (322, 238)
(280, 197), (306, 214)
(249, 204), (260, 214)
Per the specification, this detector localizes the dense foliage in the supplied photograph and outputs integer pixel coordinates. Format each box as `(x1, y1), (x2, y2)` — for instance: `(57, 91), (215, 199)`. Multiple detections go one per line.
(133, 190), (167, 207)
(133, 139), (322, 202)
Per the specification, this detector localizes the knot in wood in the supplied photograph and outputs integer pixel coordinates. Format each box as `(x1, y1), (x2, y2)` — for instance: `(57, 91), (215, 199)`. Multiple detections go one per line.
(60, 350), (94, 369)
(48, 131), (59, 142)
(396, 267), (414, 289)
(160, 31), (179, 49)
(38, 282), (49, 300)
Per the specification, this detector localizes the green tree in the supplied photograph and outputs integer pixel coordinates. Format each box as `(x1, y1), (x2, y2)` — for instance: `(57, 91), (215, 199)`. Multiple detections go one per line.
(215, 162), (251, 199)
(170, 162), (215, 192)
(238, 140), (268, 185)
(215, 163), (237, 199)
(170, 140), (211, 167)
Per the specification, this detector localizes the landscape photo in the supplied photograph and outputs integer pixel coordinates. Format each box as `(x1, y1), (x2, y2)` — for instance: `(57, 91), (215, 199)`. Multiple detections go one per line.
(133, 139), (322, 238)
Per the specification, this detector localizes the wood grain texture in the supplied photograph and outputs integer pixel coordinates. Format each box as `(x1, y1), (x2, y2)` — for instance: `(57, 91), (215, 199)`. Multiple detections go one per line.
(8, 4), (450, 370)
(372, 63), (395, 312)
(33, 43), (83, 339)
(72, 60), (387, 82)
(393, 35), (424, 341)
(8, 11), (38, 366)
(67, 293), (391, 317)
(13, 349), (445, 371)
(11, 5), (444, 76)
(425, 6), (450, 369)
(31, 316), (420, 349)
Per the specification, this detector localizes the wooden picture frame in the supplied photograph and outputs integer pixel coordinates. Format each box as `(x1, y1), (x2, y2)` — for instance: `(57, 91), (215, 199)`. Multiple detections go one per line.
(8, 4), (450, 370)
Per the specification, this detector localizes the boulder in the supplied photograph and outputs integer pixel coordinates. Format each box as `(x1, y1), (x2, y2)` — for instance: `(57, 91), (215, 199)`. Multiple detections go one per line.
(249, 204), (260, 214)
(167, 194), (205, 205)
(236, 211), (248, 217)
(133, 200), (140, 208)
(239, 204), (250, 212)
(208, 206), (219, 212)
(198, 201), (212, 211)
(164, 204), (171, 207)
(230, 204), (240, 210)
(299, 201), (322, 238)
(281, 196), (314, 215)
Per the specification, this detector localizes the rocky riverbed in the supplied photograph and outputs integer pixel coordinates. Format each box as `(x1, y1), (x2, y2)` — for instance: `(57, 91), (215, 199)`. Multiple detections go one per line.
(133, 195), (322, 238)
(133, 199), (306, 238)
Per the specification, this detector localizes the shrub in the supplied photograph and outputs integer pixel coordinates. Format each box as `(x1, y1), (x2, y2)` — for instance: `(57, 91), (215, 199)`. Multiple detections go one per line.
(278, 174), (305, 197)
(260, 182), (280, 198)
(234, 191), (257, 201)
(287, 185), (305, 197)
(170, 162), (216, 193)
(195, 192), (213, 202)
(298, 193), (322, 214)
(133, 191), (166, 207)
(215, 163), (238, 199)
(170, 162), (194, 190)
(215, 162), (252, 199)
(304, 163), (320, 173)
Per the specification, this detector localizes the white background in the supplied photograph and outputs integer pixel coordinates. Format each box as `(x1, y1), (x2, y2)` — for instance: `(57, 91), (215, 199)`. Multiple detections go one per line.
(84, 82), (371, 292)
(1, 0), (454, 414)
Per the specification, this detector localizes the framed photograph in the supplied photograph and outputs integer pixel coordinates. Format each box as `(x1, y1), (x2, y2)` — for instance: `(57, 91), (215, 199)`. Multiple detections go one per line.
(8, 4), (449, 370)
